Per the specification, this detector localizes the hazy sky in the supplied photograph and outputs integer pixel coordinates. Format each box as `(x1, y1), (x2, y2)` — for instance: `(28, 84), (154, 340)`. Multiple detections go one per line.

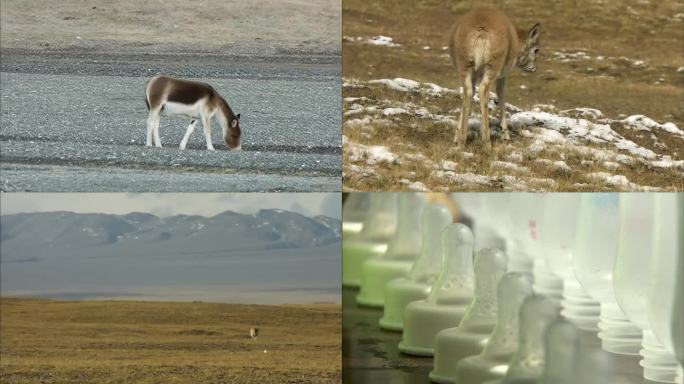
(0, 193), (341, 219)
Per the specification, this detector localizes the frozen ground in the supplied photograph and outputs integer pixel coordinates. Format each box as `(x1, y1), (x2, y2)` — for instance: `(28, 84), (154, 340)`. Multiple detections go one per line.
(343, 76), (683, 191)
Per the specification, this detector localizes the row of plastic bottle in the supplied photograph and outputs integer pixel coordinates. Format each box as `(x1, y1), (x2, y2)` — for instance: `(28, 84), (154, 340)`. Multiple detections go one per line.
(342, 193), (683, 384)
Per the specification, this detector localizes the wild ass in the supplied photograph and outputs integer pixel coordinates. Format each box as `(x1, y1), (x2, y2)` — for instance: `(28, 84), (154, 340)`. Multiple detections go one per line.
(449, 8), (540, 150)
(144, 75), (242, 151)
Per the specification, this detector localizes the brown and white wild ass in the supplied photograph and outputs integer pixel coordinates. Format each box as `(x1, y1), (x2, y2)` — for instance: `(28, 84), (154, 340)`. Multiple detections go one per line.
(144, 75), (242, 151)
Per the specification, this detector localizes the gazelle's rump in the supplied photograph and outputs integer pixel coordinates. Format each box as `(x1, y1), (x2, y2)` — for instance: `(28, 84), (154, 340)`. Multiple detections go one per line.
(144, 75), (242, 151)
(449, 8), (540, 150)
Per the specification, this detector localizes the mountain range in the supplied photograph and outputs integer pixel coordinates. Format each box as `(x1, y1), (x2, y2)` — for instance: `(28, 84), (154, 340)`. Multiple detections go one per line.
(0, 209), (341, 304)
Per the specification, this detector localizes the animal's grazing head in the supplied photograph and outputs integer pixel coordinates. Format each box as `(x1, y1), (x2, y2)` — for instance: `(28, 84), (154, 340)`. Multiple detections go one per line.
(226, 113), (242, 150)
(517, 23), (541, 73)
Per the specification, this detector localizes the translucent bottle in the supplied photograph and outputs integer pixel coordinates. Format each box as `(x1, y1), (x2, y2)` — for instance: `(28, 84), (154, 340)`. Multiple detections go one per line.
(343, 193), (398, 287)
(572, 193), (641, 354)
(430, 248), (508, 384)
(502, 194), (534, 273)
(356, 193), (426, 307)
(452, 193), (506, 251)
(398, 223), (474, 356)
(538, 319), (580, 384)
(497, 295), (560, 383)
(648, 193), (684, 384)
(379, 204), (452, 331)
(512, 193), (563, 304)
(453, 272), (534, 384)
(614, 193), (679, 382)
(538, 193), (600, 332)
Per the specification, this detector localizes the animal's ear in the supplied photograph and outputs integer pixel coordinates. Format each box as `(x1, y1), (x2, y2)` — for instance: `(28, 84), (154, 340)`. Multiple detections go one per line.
(231, 119), (238, 128)
(527, 23), (540, 44)
(236, 113), (241, 120)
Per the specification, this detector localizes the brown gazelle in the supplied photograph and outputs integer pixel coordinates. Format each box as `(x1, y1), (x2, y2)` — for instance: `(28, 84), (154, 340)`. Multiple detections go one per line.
(449, 8), (540, 150)
(144, 75), (242, 151)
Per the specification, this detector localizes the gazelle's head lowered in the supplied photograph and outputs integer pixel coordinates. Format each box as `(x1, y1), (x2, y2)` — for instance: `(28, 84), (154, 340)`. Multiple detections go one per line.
(516, 23), (541, 72)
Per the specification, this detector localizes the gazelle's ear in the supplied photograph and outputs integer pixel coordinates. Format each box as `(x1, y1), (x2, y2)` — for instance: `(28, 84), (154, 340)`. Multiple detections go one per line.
(236, 113), (241, 120)
(231, 119), (238, 128)
(527, 23), (540, 44)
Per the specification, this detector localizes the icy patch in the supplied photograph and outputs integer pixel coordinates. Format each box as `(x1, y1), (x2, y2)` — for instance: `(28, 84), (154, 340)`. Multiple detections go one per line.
(561, 108), (604, 120)
(440, 160), (457, 171)
(510, 111), (657, 159)
(383, 107), (409, 116)
(492, 161), (528, 173)
(587, 172), (661, 191)
(536, 128), (567, 144)
(345, 139), (399, 166)
(553, 161), (572, 173)
(367, 36), (401, 47)
(369, 78), (420, 92)
(348, 164), (378, 178)
(621, 115), (684, 137)
(603, 161), (620, 170)
(400, 179), (430, 192)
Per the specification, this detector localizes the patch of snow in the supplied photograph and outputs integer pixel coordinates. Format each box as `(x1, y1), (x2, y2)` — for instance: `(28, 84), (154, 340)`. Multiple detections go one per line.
(553, 160), (572, 173)
(369, 78), (420, 92)
(622, 115), (684, 137)
(399, 179), (430, 191)
(603, 161), (620, 170)
(506, 152), (523, 163)
(348, 164), (377, 178)
(511, 111), (657, 159)
(383, 107), (408, 116)
(367, 35), (401, 47)
(440, 160), (457, 171)
(346, 140), (399, 166)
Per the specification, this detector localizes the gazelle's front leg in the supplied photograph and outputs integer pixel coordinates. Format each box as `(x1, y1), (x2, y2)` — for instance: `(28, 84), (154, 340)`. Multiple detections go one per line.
(201, 115), (215, 151)
(496, 77), (509, 141)
(179, 120), (197, 150)
(455, 71), (474, 147)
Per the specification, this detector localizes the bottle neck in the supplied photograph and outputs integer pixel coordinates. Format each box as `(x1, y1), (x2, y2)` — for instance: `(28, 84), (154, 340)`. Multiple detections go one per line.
(560, 276), (600, 331)
(640, 329), (681, 383)
(597, 302), (642, 355)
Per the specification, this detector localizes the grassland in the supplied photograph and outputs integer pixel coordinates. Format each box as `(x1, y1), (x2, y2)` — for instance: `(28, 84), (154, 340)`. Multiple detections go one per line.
(0, 298), (341, 383)
(342, 0), (684, 191)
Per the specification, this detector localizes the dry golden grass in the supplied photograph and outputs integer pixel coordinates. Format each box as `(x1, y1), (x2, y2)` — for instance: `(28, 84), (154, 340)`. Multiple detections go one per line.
(342, 0), (684, 191)
(0, 298), (341, 384)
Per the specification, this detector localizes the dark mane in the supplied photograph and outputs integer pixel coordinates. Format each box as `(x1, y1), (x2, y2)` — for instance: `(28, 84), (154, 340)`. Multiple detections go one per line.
(215, 94), (236, 121)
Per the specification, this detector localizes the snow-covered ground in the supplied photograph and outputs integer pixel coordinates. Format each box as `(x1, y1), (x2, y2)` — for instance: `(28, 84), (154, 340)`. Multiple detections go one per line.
(343, 76), (683, 191)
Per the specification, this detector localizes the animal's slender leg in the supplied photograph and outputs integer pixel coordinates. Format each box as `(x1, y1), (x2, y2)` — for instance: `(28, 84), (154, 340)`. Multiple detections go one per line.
(146, 110), (158, 147)
(455, 70), (474, 147)
(496, 77), (510, 141)
(150, 109), (162, 148)
(201, 114), (215, 151)
(179, 120), (197, 150)
(479, 71), (495, 150)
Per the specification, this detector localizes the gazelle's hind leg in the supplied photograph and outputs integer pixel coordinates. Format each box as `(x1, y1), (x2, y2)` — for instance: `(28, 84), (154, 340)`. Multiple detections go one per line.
(455, 70), (474, 147)
(478, 71), (496, 150)
(146, 108), (162, 147)
(201, 114), (215, 151)
(179, 120), (197, 150)
(496, 77), (510, 141)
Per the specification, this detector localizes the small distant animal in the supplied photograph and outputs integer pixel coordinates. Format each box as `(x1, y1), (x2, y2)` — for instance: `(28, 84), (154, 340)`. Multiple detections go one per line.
(249, 327), (259, 341)
(449, 7), (540, 150)
(144, 75), (242, 151)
